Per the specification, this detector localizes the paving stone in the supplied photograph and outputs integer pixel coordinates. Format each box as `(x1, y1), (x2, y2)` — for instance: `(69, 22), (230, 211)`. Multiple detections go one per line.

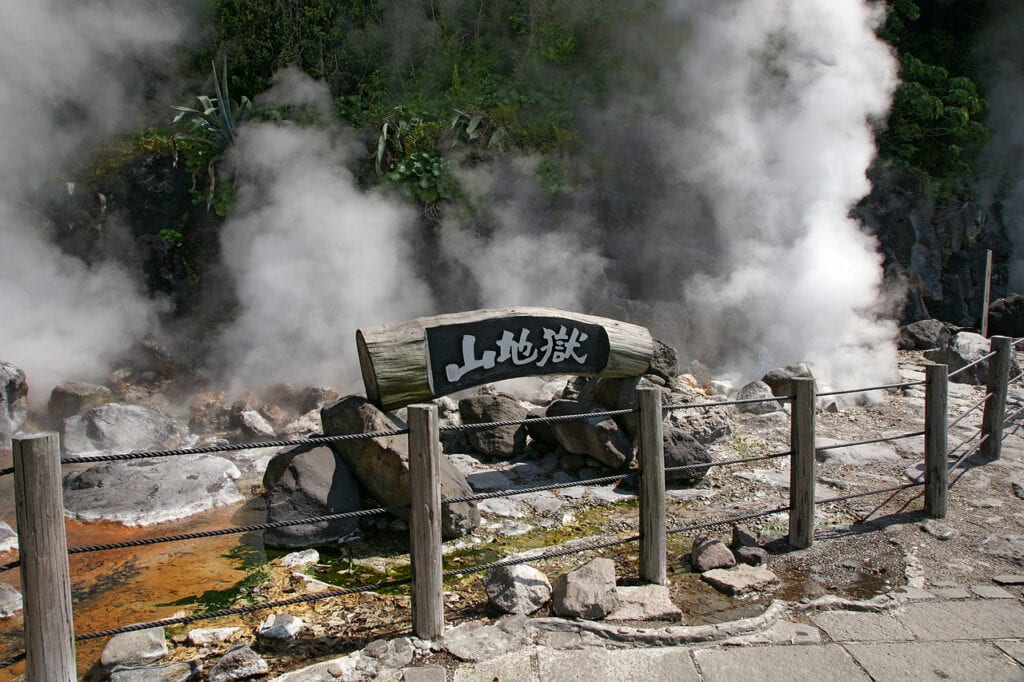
(895, 600), (1024, 640)
(402, 666), (447, 682)
(995, 641), (1024, 666)
(891, 587), (934, 600)
(810, 611), (915, 642)
(536, 647), (699, 682)
(993, 574), (1024, 585)
(725, 620), (822, 645)
(443, 618), (532, 662)
(694, 643), (869, 681)
(606, 585), (683, 622)
(970, 584), (1015, 599)
(701, 564), (779, 595)
(930, 587), (971, 599)
(452, 648), (536, 682)
(844, 641), (1021, 681)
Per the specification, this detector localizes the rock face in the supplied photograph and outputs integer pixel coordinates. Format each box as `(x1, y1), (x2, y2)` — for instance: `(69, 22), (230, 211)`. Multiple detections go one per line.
(898, 319), (953, 351)
(484, 564), (552, 615)
(551, 557), (619, 619)
(545, 400), (634, 470)
(988, 295), (1024, 338)
(321, 396), (480, 539)
(262, 444), (362, 548)
(663, 426), (712, 485)
(924, 331), (1022, 385)
(63, 455), (242, 526)
(0, 362), (28, 447)
(458, 394), (528, 457)
(690, 536), (736, 572)
(62, 403), (185, 455)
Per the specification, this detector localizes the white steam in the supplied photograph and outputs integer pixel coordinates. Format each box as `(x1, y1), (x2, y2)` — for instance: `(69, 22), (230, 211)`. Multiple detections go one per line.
(665, 0), (901, 387)
(0, 1), (196, 399)
(214, 76), (433, 390)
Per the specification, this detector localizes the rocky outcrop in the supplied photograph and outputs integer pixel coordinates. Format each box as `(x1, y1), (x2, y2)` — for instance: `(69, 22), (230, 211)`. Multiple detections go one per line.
(458, 394), (528, 457)
(262, 444), (362, 548)
(321, 396), (479, 539)
(545, 400), (634, 470)
(63, 455), (242, 526)
(62, 403), (185, 455)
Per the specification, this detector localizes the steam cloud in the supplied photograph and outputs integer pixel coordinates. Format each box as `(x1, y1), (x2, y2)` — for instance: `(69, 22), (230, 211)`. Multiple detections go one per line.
(212, 78), (434, 390)
(436, 0), (900, 389)
(0, 1), (197, 400)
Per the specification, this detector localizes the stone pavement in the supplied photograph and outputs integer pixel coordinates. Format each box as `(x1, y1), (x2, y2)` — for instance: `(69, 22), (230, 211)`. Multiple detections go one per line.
(435, 584), (1024, 682)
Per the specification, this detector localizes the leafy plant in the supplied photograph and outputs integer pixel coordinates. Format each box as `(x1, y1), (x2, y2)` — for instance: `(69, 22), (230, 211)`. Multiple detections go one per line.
(387, 151), (455, 204)
(171, 59), (253, 151)
(157, 229), (185, 248)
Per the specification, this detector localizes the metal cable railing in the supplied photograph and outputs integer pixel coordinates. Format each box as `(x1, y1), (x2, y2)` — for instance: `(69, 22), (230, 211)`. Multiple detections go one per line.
(817, 380), (925, 398)
(815, 432), (924, 452)
(947, 392), (992, 430)
(947, 350), (998, 379)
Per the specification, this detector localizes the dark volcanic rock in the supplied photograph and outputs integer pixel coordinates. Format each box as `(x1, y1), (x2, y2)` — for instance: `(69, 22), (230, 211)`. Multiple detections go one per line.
(988, 295), (1024, 338)
(663, 426), (712, 485)
(321, 396), (479, 538)
(762, 363), (814, 398)
(590, 375), (669, 439)
(48, 381), (114, 425)
(545, 400), (634, 470)
(262, 444), (362, 548)
(897, 319), (954, 351)
(647, 338), (679, 382)
(458, 394), (528, 458)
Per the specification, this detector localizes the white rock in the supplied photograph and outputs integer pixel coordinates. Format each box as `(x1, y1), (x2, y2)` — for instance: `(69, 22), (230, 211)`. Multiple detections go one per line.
(279, 549), (320, 568)
(258, 613), (304, 640)
(188, 627), (240, 646)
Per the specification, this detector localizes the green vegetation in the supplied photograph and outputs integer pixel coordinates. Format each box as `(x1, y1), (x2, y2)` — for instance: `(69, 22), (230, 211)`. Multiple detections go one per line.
(877, 0), (992, 195)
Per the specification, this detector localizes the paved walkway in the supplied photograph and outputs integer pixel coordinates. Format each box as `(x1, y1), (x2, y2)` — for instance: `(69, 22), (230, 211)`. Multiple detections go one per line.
(442, 586), (1024, 682)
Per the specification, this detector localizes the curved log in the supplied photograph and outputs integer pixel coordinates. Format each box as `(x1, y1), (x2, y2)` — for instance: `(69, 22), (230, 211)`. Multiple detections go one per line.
(357, 307), (655, 411)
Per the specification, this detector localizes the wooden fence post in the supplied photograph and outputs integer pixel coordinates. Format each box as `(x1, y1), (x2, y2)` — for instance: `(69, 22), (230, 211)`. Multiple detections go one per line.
(980, 336), (1012, 460)
(637, 388), (666, 585)
(924, 364), (948, 518)
(788, 378), (816, 549)
(407, 404), (444, 640)
(13, 433), (76, 682)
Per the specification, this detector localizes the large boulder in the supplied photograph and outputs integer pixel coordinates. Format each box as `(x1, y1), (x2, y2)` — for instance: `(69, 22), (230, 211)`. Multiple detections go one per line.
(544, 400), (634, 470)
(0, 362), (28, 448)
(63, 455), (242, 526)
(924, 331), (1022, 385)
(665, 386), (732, 445)
(262, 444), (362, 548)
(47, 381), (113, 425)
(734, 381), (781, 415)
(897, 319), (954, 351)
(551, 557), (619, 620)
(590, 375), (669, 439)
(62, 403), (186, 455)
(457, 394), (528, 458)
(989, 295), (1024, 338)
(321, 396), (479, 539)
(762, 363), (814, 398)
(663, 425), (712, 485)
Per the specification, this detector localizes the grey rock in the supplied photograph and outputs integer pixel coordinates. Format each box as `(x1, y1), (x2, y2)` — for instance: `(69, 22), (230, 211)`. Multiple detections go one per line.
(110, 660), (202, 682)
(257, 613), (303, 640)
(992, 575), (1024, 585)
(648, 338), (679, 382)
(1012, 479), (1024, 500)
(363, 636), (414, 669)
(525, 409), (559, 449)
(458, 394), (528, 458)
(0, 361), (28, 448)
(101, 627), (167, 670)
(188, 392), (233, 434)
(466, 469), (512, 492)
(0, 582), (22, 618)
(262, 444), (361, 548)
(924, 331), (1022, 385)
(321, 396), (479, 539)
(762, 363), (814, 398)
(402, 666), (447, 682)
(921, 519), (958, 541)
(663, 426), (712, 485)
(552, 557), (619, 620)
(735, 381), (781, 415)
(735, 546), (770, 567)
(589, 375), (669, 439)
(187, 627), (240, 646)
(898, 319), (953, 351)
(279, 410), (322, 438)
(665, 389), (732, 444)
(208, 644), (268, 682)
(278, 549), (319, 568)
(816, 437), (900, 466)
(47, 381), (113, 424)
(63, 455), (242, 526)
(300, 386), (339, 414)
(607, 585), (682, 622)
(484, 564), (552, 615)
(731, 525), (759, 549)
(239, 409), (276, 440)
(62, 403), (185, 455)
(545, 400), (634, 470)
(701, 564), (780, 595)
(690, 536), (736, 572)
(981, 535), (1024, 567)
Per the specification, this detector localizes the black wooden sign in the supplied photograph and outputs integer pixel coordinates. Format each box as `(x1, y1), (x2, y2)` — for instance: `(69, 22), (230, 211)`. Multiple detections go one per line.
(425, 315), (611, 395)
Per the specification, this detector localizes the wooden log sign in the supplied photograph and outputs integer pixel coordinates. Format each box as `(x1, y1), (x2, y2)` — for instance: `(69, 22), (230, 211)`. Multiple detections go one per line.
(357, 307), (655, 411)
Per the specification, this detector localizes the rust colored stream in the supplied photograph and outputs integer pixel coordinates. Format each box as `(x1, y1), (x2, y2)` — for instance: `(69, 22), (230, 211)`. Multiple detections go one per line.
(0, 450), (265, 680)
